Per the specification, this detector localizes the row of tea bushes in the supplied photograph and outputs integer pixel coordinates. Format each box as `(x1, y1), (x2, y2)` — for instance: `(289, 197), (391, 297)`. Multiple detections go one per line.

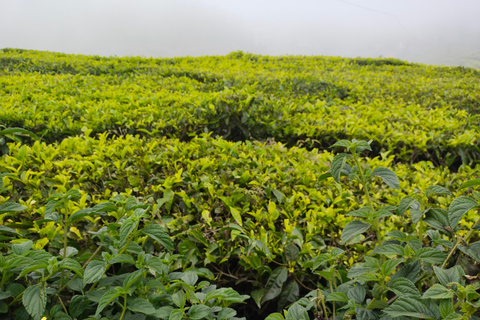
(1, 49), (479, 165)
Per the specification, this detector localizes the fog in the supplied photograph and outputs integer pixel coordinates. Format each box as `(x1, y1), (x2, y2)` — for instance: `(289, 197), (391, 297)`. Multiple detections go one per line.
(1, 0), (480, 67)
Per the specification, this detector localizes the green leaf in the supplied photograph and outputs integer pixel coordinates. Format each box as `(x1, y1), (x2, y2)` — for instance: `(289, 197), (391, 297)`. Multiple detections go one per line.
(285, 243), (299, 262)
(347, 285), (366, 304)
(422, 284), (453, 300)
(424, 208), (451, 234)
(69, 295), (87, 318)
(425, 185), (452, 197)
(251, 289), (264, 309)
(262, 266), (288, 303)
(341, 220), (371, 244)
(330, 140), (352, 149)
(371, 167), (399, 189)
(109, 254), (136, 265)
(414, 248), (447, 265)
(22, 284), (47, 320)
(96, 288), (123, 316)
(330, 153), (350, 183)
(58, 258), (83, 277)
(265, 313), (284, 320)
(119, 217), (139, 247)
(448, 196), (477, 231)
(12, 240), (33, 255)
(272, 189), (285, 204)
(83, 260), (106, 287)
(326, 292), (349, 303)
(123, 270), (144, 290)
(391, 260), (421, 283)
(458, 242), (480, 262)
(286, 302), (309, 320)
(0, 225), (20, 235)
(68, 208), (100, 223)
(0, 127), (38, 139)
(381, 259), (403, 276)
(433, 265), (465, 286)
(439, 299), (455, 319)
(278, 280), (299, 310)
(181, 272), (199, 286)
(127, 298), (157, 315)
(142, 224), (174, 251)
(387, 277), (421, 297)
(217, 307), (236, 320)
(188, 305), (211, 320)
(459, 179), (480, 189)
(371, 244), (405, 257)
(397, 196), (418, 216)
(383, 296), (440, 319)
(0, 202), (27, 214)
(172, 290), (186, 308)
(169, 309), (184, 320)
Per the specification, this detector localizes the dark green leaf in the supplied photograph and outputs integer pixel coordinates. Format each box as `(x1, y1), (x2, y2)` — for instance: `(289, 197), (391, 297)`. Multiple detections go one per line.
(458, 242), (480, 262)
(391, 260), (421, 283)
(0, 225), (20, 235)
(278, 280), (299, 310)
(326, 292), (349, 303)
(330, 153), (350, 183)
(285, 302), (309, 320)
(330, 140), (352, 149)
(251, 289), (264, 309)
(188, 305), (211, 320)
(459, 179), (480, 189)
(0, 202), (27, 214)
(119, 217), (138, 247)
(341, 220), (371, 244)
(181, 272), (198, 286)
(448, 196), (477, 231)
(347, 286), (366, 304)
(414, 248), (447, 265)
(425, 185), (451, 197)
(217, 307), (236, 320)
(381, 259), (403, 276)
(371, 167), (399, 189)
(127, 298), (157, 315)
(265, 313), (285, 320)
(58, 258), (83, 277)
(83, 260), (106, 287)
(383, 296), (440, 319)
(172, 291), (186, 308)
(123, 270), (144, 290)
(371, 244), (405, 257)
(422, 284), (453, 300)
(96, 288), (123, 316)
(22, 284), (47, 320)
(69, 295), (87, 318)
(142, 224), (174, 251)
(262, 266), (288, 303)
(433, 266), (465, 286)
(439, 299), (455, 319)
(12, 240), (33, 255)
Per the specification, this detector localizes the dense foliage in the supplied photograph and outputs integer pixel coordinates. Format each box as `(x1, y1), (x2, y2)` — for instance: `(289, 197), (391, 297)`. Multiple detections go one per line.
(0, 49), (480, 320)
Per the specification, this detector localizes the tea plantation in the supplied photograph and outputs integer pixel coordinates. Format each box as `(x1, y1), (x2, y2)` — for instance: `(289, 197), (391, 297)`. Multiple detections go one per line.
(1, 48), (480, 320)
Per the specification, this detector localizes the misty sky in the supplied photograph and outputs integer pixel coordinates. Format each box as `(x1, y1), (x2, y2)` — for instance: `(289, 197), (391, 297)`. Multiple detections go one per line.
(1, 0), (480, 66)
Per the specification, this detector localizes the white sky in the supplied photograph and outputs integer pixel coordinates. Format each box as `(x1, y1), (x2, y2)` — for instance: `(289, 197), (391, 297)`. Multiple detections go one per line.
(1, 0), (479, 66)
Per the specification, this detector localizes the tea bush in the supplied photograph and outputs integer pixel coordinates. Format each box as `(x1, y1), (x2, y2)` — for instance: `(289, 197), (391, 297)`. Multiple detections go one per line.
(1, 49), (480, 319)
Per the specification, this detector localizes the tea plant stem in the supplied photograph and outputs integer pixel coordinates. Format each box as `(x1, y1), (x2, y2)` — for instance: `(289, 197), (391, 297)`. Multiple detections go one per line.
(119, 294), (127, 320)
(329, 280), (335, 319)
(57, 294), (68, 315)
(442, 217), (480, 269)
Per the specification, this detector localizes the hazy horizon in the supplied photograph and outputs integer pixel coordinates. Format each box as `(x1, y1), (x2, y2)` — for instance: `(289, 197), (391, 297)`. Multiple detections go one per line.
(1, 0), (480, 67)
